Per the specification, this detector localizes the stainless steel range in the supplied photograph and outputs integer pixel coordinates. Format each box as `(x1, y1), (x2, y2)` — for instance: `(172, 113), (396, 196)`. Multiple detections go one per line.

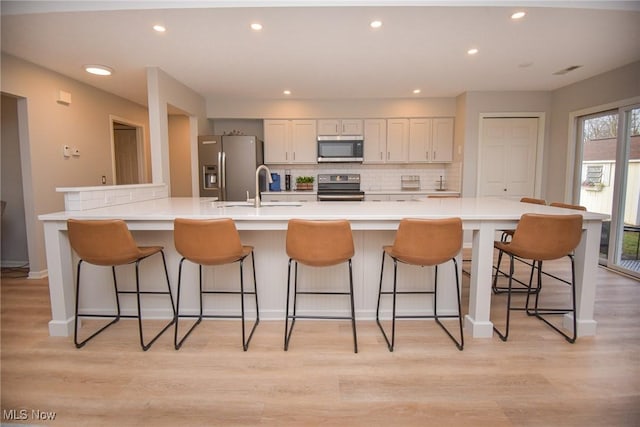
(317, 173), (365, 201)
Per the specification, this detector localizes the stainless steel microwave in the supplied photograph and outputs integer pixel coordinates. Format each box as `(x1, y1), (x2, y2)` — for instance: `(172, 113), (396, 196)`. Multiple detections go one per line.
(317, 135), (364, 163)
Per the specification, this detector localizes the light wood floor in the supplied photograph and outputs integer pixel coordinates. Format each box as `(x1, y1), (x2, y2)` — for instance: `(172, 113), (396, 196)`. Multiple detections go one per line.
(1, 259), (639, 426)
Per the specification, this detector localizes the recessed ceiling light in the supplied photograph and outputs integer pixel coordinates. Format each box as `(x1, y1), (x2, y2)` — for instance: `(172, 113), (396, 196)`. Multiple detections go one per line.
(153, 24), (166, 32)
(370, 20), (382, 29)
(283, 90), (291, 95)
(251, 23), (263, 31)
(467, 48), (479, 55)
(84, 65), (113, 76)
(413, 89), (421, 94)
(511, 11), (526, 20)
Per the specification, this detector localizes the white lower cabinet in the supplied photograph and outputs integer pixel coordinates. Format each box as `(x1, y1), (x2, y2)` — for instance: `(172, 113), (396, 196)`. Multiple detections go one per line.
(389, 194), (418, 201)
(365, 194), (390, 201)
(262, 193), (317, 202)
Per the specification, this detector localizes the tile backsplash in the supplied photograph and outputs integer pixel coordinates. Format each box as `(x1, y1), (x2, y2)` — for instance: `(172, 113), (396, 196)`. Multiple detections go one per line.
(267, 163), (461, 192)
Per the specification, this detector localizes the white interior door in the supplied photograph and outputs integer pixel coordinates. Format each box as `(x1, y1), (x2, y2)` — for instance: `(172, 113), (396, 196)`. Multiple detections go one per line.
(478, 117), (539, 198)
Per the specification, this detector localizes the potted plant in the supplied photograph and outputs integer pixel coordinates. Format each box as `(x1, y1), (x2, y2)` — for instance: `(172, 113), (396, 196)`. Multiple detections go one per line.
(295, 176), (314, 191)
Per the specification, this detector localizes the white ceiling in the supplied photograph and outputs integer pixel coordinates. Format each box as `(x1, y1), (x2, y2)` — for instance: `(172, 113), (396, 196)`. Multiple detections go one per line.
(2, 1), (640, 107)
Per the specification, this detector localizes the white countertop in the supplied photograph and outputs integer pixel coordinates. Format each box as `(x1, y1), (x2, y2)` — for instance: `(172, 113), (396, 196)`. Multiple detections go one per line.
(39, 197), (608, 223)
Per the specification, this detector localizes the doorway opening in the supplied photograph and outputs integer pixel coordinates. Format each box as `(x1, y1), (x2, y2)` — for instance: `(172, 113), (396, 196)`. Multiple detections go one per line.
(1, 93), (29, 277)
(110, 117), (146, 185)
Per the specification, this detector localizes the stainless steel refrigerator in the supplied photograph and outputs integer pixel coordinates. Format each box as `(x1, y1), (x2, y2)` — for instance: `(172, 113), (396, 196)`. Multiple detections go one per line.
(198, 135), (265, 200)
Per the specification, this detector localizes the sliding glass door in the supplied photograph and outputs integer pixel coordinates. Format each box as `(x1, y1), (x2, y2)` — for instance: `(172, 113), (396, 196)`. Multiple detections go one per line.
(577, 105), (640, 278)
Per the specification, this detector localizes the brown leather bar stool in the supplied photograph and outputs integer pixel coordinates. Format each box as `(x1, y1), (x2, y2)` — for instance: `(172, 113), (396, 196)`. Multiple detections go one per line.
(376, 218), (464, 351)
(68, 219), (176, 351)
(493, 197), (547, 294)
(284, 219), (357, 353)
(173, 218), (259, 351)
(492, 213), (583, 343)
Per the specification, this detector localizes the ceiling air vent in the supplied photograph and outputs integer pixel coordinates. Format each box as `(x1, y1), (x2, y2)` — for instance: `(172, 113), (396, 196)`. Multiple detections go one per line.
(553, 65), (582, 75)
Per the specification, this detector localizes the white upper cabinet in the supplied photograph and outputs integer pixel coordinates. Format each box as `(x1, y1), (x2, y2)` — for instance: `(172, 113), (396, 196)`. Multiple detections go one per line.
(264, 120), (290, 164)
(291, 120), (317, 163)
(264, 119), (317, 164)
(408, 118), (432, 162)
(431, 118), (454, 162)
(386, 119), (409, 163)
(408, 118), (454, 163)
(317, 119), (363, 136)
(363, 119), (387, 164)
(364, 118), (411, 164)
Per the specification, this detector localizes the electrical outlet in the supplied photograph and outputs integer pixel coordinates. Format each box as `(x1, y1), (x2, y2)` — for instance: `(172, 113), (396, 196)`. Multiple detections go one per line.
(63, 145), (72, 157)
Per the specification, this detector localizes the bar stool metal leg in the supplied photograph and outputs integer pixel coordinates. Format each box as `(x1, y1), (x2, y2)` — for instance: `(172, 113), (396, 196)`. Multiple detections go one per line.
(433, 260), (464, 350)
(526, 256), (577, 343)
(74, 260), (121, 348)
(135, 251), (176, 351)
(174, 259), (204, 350)
(377, 253), (463, 351)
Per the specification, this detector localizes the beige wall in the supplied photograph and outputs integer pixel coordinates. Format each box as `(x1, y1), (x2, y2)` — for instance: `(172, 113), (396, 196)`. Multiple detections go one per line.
(3, 50), (638, 276)
(206, 97), (456, 119)
(549, 60), (640, 203)
(1, 54), (152, 275)
(146, 67), (208, 190)
(459, 91), (553, 198)
(168, 114), (192, 197)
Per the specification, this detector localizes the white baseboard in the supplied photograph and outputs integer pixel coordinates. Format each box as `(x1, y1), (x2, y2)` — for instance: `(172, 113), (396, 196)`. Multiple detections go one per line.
(28, 269), (48, 279)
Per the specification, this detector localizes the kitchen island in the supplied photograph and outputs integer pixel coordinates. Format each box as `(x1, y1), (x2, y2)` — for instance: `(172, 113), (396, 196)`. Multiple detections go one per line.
(39, 197), (607, 340)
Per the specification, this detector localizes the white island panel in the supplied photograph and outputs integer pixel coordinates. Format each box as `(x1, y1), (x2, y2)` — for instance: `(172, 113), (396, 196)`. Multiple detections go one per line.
(39, 197), (606, 340)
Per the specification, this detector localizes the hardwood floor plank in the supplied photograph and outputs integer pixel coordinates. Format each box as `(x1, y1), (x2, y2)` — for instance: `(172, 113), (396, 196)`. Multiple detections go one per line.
(1, 262), (639, 426)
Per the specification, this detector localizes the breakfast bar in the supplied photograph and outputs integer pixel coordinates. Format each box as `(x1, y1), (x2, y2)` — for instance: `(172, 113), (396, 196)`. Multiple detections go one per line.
(39, 196), (607, 340)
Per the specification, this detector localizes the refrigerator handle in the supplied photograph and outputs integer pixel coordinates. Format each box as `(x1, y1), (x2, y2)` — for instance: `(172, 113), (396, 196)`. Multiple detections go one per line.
(221, 151), (226, 199)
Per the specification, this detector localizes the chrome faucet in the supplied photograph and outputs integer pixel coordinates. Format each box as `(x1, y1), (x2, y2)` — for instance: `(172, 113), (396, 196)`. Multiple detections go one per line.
(255, 165), (273, 208)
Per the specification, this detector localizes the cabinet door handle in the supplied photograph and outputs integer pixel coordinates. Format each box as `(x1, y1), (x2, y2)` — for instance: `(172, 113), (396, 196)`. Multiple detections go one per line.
(285, 152), (288, 161)
(426, 151), (429, 160)
(387, 152), (390, 160)
(293, 152), (296, 161)
(433, 151), (436, 160)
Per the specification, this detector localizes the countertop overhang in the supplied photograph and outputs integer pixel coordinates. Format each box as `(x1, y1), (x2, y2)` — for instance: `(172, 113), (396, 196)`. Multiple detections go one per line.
(39, 197), (608, 226)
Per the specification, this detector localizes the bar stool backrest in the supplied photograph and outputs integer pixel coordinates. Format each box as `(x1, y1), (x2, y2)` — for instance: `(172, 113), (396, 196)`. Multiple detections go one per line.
(388, 218), (462, 266)
(508, 214), (583, 260)
(68, 219), (142, 266)
(174, 218), (244, 265)
(550, 202), (587, 211)
(286, 219), (354, 267)
(520, 197), (546, 205)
